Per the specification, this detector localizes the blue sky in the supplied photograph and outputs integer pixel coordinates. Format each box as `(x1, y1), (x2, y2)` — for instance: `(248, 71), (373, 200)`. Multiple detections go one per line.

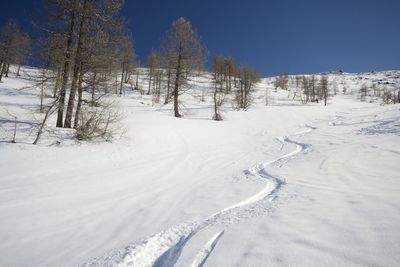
(1, 0), (399, 76)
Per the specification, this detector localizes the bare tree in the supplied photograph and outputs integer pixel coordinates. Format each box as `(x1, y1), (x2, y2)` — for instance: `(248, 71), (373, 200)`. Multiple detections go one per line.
(43, 0), (125, 128)
(147, 51), (158, 95)
(0, 20), (29, 81)
(34, 0), (126, 140)
(319, 75), (329, 106)
(301, 75), (310, 103)
(274, 74), (289, 92)
(331, 78), (338, 95)
(118, 34), (135, 95)
(64, 0), (89, 128)
(211, 55), (226, 120)
(310, 75), (316, 101)
(160, 17), (207, 117)
(360, 84), (368, 102)
(163, 66), (173, 104)
(15, 32), (31, 76)
(234, 66), (260, 109)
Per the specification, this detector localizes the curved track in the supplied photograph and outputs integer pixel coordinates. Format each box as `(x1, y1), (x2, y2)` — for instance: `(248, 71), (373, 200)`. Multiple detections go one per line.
(83, 126), (314, 267)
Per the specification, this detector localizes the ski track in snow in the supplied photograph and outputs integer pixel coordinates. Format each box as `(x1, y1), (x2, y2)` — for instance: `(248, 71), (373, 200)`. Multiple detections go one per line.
(82, 125), (315, 267)
(190, 230), (224, 267)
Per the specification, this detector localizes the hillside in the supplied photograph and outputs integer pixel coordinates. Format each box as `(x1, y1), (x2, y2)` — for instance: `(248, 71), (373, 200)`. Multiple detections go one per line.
(0, 67), (399, 267)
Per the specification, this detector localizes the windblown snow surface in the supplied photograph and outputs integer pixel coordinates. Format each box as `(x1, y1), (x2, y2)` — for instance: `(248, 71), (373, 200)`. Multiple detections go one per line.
(0, 67), (399, 267)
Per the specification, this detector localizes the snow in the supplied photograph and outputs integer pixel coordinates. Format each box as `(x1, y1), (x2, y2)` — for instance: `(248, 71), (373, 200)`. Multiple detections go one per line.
(0, 67), (399, 267)
(190, 230), (224, 267)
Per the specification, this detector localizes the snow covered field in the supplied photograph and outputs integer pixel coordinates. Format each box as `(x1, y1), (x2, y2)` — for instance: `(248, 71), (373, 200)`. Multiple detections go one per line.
(1, 68), (399, 267)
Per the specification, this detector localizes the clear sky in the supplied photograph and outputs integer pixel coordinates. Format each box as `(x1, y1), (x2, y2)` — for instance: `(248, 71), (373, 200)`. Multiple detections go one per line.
(1, 0), (399, 76)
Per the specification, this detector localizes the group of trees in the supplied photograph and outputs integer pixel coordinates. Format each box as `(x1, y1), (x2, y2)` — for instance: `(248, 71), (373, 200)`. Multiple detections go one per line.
(359, 83), (399, 104)
(274, 74), (289, 91)
(161, 18), (209, 118)
(3, 1), (399, 144)
(3, 9), (262, 142)
(234, 67), (260, 109)
(0, 20), (31, 81)
(137, 18), (207, 116)
(211, 55), (260, 119)
(34, 0), (135, 142)
(300, 75), (329, 105)
(270, 74), (331, 106)
(212, 56), (239, 93)
(142, 18), (259, 120)
(277, 73), (400, 106)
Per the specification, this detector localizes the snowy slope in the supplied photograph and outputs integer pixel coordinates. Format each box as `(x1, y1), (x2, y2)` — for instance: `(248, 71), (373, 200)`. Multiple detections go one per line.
(0, 67), (399, 267)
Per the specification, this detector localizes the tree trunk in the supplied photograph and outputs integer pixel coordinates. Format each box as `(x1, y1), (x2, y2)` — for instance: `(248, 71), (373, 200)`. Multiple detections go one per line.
(213, 87), (218, 120)
(0, 62), (4, 81)
(53, 67), (61, 98)
(124, 68), (130, 83)
(74, 68), (83, 129)
(241, 83), (245, 108)
(312, 84), (315, 101)
(64, 61), (80, 128)
(64, 0), (87, 128)
(164, 68), (171, 104)
(119, 62), (125, 95)
(147, 70), (152, 95)
(5, 63), (10, 77)
(0, 62), (8, 81)
(56, 0), (77, 128)
(173, 49), (182, 118)
(11, 115), (17, 143)
(91, 72), (97, 105)
(157, 71), (162, 103)
(398, 91), (400, 104)
(135, 70), (139, 89)
(40, 79), (44, 112)
(17, 64), (21, 76)
(33, 99), (58, 145)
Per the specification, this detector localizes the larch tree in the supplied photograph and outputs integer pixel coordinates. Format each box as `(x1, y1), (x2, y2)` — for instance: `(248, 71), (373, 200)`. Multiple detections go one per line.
(301, 75), (310, 103)
(310, 75), (316, 101)
(15, 32), (31, 76)
(64, 0), (126, 128)
(147, 51), (158, 95)
(32, 0), (127, 143)
(319, 75), (329, 106)
(294, 76), (301, 100)
(160, 17), (207, 118)
(0, 20), (30, 81)
(211, 55), (226, 120)
(119, 34), (135, 95)
(162, 56), (173, 104)
(51, 0), (78, 128)
(44, 0), (125, 128)
(235, 66), (260, 109)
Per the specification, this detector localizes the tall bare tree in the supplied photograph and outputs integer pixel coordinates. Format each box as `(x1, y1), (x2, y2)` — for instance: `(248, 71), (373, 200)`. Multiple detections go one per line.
(147, 51), (158, 95)
(160, 17), (207, 117)
(211, 55), (226, 120)
(51, 0), (78, 128)
(0, 20), (30, 81)
(319, 75), (329, 106)
(234, 66), (260, 109)
(301, 75), (310, 103)
(118, 34), (135, 95)
(15, 32), (31, 76)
